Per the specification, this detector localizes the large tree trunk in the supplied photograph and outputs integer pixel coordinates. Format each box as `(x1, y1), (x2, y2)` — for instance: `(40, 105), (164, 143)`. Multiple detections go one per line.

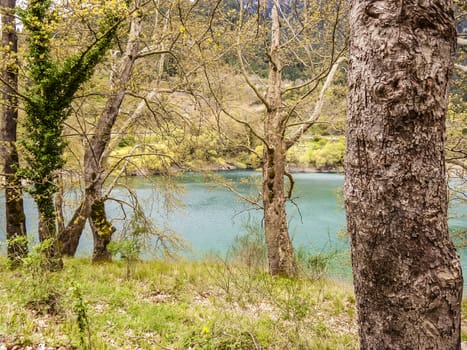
(88, 10), (142, 262)
(262, 3), (296, 277)
(345, 0), (463, 348)
(1, 0), (27, 265)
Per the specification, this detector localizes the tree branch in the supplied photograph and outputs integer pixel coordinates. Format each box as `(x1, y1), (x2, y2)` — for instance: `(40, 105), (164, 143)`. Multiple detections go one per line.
(454, 63), (467, 73)
(448, 159), (467, 171)
(286, 56), (346, 149)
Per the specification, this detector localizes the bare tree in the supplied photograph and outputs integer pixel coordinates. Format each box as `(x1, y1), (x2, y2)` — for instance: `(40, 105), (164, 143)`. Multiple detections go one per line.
(199, 0), (347, 276)
(345, 0), (463, 348)
(60, 0), (178, 260)
(60, 0), (146, 261)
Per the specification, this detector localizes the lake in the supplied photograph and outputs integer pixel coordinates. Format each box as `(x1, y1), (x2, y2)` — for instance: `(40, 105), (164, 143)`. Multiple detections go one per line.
(1, 171), (466, 280)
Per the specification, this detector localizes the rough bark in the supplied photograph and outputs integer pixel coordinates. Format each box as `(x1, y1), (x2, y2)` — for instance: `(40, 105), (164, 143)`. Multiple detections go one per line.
(262, 3), (296, 277)
(37, 196), (63, 270)
(1, 0), (27, 264)
(60, 200), (88, 256)
(90, 199), (115, 262)
(345, 0), (463, 348)
(60, 9), (143, 260)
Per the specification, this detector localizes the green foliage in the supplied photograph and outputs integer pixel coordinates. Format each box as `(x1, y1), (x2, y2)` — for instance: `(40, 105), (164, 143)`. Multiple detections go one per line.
(288, 136), (346, 170)
(21, 238), (57, 276)
(108, 211), (146, 280)
(17, 0), (124, 218)
(4, 236), (29, 269)
(0, 257), (359, 349)
(296, 245), (339, 279)
(3, 241), (66, 321)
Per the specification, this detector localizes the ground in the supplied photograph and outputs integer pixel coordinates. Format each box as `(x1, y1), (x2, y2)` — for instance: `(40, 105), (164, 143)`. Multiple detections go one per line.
(2, 257), (467, 349)
(0, 258), (357, 349)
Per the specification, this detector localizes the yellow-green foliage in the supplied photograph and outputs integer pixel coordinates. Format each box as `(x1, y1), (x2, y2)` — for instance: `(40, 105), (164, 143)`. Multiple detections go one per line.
(288, 136), (346, 170)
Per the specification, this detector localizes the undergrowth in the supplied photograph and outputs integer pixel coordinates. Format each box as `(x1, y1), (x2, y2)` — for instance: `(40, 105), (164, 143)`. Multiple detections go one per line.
(0, 256), (358, 349)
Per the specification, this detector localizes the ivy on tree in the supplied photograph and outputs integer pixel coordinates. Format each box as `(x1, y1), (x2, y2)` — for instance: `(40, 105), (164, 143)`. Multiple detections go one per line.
(18, 0), (125, 268)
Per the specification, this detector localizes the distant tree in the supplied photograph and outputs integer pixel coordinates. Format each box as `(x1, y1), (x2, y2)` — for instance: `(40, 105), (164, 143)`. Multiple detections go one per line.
(0, 0), (27, 265)
(345, 0), (463, 348)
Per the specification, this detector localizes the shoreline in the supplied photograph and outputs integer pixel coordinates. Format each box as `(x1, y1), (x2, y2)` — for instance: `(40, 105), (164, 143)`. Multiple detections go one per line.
(122, 163), (344, 177)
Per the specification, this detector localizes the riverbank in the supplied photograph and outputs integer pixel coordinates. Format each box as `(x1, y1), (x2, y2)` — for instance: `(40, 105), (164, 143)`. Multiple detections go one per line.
(118, 162), (344, 177)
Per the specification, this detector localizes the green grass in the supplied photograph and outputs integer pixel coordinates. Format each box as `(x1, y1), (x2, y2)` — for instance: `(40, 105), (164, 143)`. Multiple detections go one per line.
(0, 257), (359, 349)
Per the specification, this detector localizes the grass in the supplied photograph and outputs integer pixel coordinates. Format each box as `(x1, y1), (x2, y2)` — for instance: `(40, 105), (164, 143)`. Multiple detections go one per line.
(0, 257), (358, 349)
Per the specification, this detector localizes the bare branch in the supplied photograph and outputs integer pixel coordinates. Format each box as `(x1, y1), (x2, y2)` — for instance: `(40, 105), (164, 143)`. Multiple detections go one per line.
(198, 59), (268, 147)
(236, 0), (270, 110)
(103, 90), (159, 160)
(136, 49), (176, 60)
(454, 63), (467, 73)
(448, 159), (467, 171)
(284, 171), (295, 199)
(286, 56), (346, 148)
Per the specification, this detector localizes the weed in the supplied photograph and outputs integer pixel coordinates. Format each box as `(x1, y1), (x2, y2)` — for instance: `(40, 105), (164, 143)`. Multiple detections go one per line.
(228, 219), (267, 271)
(71, 283), (92, 349)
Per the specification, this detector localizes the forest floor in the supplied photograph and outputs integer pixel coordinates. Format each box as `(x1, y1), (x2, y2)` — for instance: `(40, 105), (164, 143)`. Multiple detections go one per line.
(1, 258), (467, 349)
(0, 257), (358, 349)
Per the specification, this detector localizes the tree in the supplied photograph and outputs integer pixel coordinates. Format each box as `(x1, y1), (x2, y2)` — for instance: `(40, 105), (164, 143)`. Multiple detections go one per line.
(19, 0), (124, 269)
(59, 0), (144, 262)
(261, 2), (296, 276)
(59, 0), (182, 260)
(0, 0), (27, 265)
(345, 0), (463, 348)
(198, 0), (347, 276)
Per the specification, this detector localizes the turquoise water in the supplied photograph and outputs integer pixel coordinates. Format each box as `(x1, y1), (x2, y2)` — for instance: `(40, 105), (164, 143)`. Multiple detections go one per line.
(1, 171), (466, 278)
(104, 171), (348, 256)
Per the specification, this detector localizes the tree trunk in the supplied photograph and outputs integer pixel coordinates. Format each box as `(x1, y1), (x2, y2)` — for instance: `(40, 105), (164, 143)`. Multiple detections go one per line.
(1, 0), (27, 265)
(37, 195), (63, 270)
(88, 10), (142, 261)
(60, 200), (89, 256)
(59, 8), (143, 259)
(90, 198), (115, 263)
(262, 2), (296, 277)
(345, 0), (463, 348)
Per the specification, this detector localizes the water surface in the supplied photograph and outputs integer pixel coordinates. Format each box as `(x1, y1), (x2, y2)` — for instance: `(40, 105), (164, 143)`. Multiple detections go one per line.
(1, 171), (466, 281)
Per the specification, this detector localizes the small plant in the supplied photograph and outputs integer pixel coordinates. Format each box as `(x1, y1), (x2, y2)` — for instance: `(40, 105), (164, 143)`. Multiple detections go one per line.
(21, 238), (55, 277)
(4, 240), (66, 317)
(4, 236), (29, 268)
(228, 219), (267, 270)
(71, 283), (92, 350)
(295, 245), (338, 279)
(108, 238), (141, 280)
(108, 209), (153, 279)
